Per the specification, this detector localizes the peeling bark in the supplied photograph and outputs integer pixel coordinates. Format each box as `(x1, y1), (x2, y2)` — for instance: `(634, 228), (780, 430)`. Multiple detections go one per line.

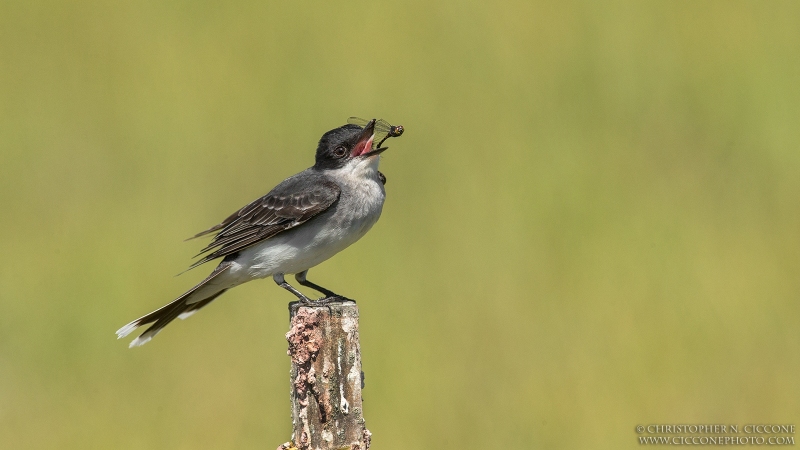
(279, 301), (371, 450)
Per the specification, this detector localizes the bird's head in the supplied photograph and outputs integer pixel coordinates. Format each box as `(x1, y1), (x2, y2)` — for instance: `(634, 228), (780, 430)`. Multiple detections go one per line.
(314, 119), (387, 171)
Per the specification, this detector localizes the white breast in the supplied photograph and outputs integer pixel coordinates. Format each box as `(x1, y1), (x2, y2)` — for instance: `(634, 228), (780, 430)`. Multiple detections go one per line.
(231, 156), (386, 280)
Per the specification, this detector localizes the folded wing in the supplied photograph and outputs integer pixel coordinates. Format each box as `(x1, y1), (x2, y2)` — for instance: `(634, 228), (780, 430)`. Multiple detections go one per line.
(187, 171), (341, 269)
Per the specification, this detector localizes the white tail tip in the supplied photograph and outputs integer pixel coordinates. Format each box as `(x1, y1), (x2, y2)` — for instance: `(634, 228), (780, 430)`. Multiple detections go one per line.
(129, 335), (152, 348)
(178, 310), (198, 320)
(116, 321), (139, 339)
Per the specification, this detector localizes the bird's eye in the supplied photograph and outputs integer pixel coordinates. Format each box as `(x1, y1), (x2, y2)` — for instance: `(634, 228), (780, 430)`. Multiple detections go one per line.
(333, 146), (347, 158)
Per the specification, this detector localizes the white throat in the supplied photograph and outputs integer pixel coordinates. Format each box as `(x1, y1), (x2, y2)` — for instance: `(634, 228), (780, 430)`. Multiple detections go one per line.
(329, 155), (382, 184)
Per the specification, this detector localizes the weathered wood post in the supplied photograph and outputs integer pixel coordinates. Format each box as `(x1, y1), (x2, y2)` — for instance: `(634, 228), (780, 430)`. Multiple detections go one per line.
(277, 301), (371, 450)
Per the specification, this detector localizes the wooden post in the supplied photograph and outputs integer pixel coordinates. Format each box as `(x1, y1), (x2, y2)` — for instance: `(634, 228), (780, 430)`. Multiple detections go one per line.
(277, 301), (371, 450)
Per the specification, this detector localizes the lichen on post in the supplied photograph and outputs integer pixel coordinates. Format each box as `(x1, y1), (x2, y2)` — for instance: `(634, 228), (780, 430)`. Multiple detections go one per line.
(278, 301), (371, 450)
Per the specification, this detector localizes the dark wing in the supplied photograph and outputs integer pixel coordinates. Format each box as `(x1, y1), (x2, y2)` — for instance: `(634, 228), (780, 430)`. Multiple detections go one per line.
(186, 171), (341, 269)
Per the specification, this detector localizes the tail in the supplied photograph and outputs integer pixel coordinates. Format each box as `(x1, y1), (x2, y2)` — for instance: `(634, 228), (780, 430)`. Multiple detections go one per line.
(116, 262), (233, 348)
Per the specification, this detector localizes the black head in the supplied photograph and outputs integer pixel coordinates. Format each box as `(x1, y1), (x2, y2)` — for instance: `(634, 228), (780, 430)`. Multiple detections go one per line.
(314, 119), (387, 170)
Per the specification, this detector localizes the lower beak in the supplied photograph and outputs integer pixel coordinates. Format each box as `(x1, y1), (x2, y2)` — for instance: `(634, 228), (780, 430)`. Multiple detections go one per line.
(362, 146), (388, 157)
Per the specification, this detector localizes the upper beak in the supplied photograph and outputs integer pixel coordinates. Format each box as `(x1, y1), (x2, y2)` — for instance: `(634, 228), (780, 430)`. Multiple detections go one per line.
(352, 119), (376, 157)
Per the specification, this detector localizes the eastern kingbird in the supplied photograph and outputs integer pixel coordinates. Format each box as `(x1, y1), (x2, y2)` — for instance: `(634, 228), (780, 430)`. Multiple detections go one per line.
(116, 118), (400, 347)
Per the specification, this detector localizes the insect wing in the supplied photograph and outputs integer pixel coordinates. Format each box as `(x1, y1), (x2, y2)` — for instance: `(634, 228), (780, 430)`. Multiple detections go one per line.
(374, 119), (397, 135)
(348, 117), (395, 134)
(347, 116), (371, 127)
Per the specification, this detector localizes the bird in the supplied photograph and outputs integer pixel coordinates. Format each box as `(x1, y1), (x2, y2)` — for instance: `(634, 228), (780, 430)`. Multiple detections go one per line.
(116, 118), (400, 348)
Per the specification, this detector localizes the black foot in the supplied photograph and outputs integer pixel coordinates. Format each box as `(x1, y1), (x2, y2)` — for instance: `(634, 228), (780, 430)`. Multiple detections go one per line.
(294, 271), (354, 302)
(327, 294), (356, 303)
(296, 296), (314, 305)
(307, 295), (356, 305)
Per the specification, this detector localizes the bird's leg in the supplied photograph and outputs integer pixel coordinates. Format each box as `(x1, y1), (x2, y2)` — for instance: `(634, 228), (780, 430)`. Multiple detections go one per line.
(295, 270), (355, 303)
(273, 273), (313, 304)
(295, 270), (336, 298)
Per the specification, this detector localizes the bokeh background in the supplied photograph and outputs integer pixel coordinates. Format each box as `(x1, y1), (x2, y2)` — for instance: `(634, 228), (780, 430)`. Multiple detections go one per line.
(1, 1), (799, 448)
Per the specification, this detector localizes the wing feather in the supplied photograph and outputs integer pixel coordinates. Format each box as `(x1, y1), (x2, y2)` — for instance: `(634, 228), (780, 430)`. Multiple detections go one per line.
(186, 171), (340, 269)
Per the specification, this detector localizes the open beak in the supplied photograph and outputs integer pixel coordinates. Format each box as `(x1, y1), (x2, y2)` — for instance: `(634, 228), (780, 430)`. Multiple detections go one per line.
(352, 119), (389, 157)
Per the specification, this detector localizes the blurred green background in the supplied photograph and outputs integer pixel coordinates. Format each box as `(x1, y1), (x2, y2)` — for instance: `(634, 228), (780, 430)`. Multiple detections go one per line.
(1, 1), (799, 448)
